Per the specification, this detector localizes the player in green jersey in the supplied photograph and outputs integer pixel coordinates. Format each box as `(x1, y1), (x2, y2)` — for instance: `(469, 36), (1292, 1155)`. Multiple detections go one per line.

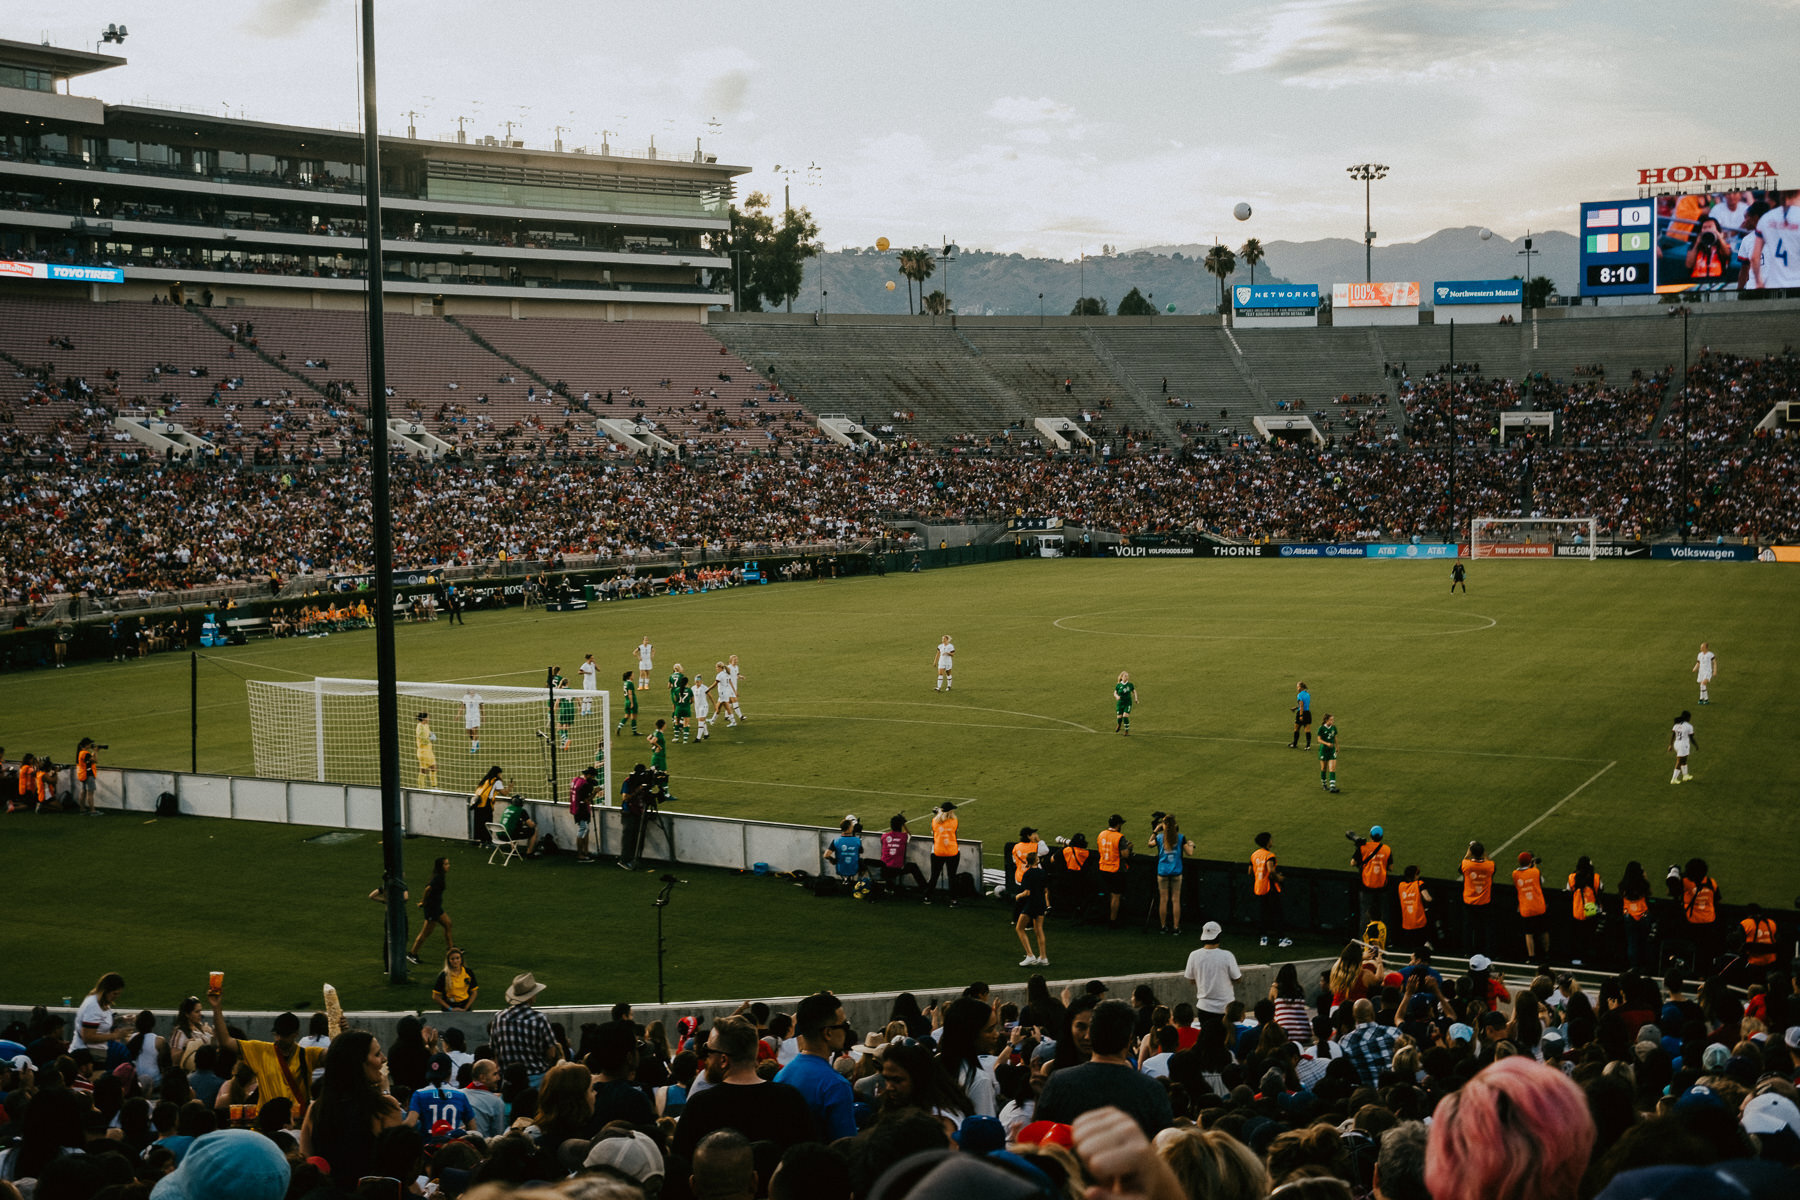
(647, 720), (668, 773)
(1114, 671), (1138, 735)
(1318, 714), (1338, 792)
(673, 675), (694, 743)
(616, 671), (639, 735)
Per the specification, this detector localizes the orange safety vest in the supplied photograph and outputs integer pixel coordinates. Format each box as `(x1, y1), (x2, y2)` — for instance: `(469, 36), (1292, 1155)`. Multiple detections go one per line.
(77, 749), (96, 781)
(1513, 867), (1546, 918)
(17, 764), (34, 799)
(1622, 893), (1649, 922)
(932, 814), (958, 856)
(1462, 858), (1495, 906)
(1062, 846), (1089, 872)
(1683, 877), (1718, 925)
(1568, 874), (1601, 922)
(1742, 917), (1778, 966)
(1359, 842), (1391, 890)
(1097, 830), (1123, 872)
(37, 772), (56, 806)
(1397, 881), (1427, 930)
(1012, 841), (1033, 885)
(1251, 848), (1280, 896)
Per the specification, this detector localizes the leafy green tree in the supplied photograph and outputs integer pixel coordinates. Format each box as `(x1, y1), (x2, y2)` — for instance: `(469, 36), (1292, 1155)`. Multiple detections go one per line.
(921, 289), (951, 316)
(1203, 244), (1238, 313)
(1239, 238), (1265, 287)
(1070, 297), (1109, 316)
(1523, 275), (1554, 309)
(723, 191), (820, 312)
(1116, 287), (1156, 316)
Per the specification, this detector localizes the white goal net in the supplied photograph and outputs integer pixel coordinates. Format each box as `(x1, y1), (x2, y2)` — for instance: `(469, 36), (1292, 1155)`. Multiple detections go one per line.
(1469, 517), (1599, 560)
(247, 676), (610, 803)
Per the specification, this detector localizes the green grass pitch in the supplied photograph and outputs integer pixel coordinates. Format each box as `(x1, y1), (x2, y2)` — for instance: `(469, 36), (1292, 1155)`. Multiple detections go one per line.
(6, 558), (1798, 1010)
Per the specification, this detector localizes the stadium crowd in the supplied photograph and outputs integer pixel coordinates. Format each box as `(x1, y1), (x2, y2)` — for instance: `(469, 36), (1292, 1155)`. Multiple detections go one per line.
(3, 950), (1798, 1200)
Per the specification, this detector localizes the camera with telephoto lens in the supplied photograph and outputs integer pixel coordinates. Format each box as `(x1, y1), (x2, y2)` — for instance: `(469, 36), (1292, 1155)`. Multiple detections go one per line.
(95, 744), (109, 751)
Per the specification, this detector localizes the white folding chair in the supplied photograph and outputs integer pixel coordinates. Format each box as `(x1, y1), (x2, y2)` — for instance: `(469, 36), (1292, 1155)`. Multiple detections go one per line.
(487, 822), (523, 866)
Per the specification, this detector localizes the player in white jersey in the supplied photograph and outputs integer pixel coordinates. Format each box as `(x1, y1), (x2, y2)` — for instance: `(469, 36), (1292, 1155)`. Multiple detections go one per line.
(727, 654), (745, 719)
(579, 653), (597, 714)
(1692, 642), (1717, 705)
(636, 637), (654, 689)
(713, 661), (740, 727)
(1744, 191), (1800, 288)
(934, 636), (955, 691)
(1668, 710), (1696, 784)
(461, 690), (483, 752)
(692, 676), (712, 740)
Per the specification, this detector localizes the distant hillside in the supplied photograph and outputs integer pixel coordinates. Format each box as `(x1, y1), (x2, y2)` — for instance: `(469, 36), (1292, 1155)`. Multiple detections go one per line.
(796, 227), (1576, 318)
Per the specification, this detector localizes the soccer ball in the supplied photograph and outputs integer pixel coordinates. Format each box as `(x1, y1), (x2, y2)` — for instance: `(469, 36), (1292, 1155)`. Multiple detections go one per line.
(990, 886), (1008, 901)
(1233, 202), (1252, 221)
(852, 880), (872, 901)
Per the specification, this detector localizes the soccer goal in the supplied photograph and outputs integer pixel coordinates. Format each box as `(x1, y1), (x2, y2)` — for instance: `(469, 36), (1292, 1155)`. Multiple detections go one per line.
(246, 677), (610, 803)
(1469, 517), (1599, 560)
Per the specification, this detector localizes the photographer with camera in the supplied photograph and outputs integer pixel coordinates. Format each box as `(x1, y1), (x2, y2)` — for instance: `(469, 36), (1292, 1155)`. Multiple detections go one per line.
(75, 737), (106, 817)
(1685, 216), (1730, 280)
(1347, 825), (1391, 934)
(1097, 814), (1133, 929)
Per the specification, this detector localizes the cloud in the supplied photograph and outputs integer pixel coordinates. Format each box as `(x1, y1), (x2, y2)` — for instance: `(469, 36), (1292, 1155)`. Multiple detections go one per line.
(1208, 0), (1556, 88)
(703, 69), (752, 117)
(986, 96), (1077, 124)
(243, 0), (331, 38)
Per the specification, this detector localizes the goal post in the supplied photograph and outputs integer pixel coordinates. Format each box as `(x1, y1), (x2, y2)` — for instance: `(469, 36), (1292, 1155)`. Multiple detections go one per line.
(246, 677), (610, 806)
(1469, 517), (1600, 560)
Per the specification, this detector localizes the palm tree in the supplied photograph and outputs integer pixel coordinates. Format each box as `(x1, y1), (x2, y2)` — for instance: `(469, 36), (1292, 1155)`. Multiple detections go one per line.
(1239, 238), (1265, 288)
(1203, 244), (1238, 313)
(897, 249), (936, 316)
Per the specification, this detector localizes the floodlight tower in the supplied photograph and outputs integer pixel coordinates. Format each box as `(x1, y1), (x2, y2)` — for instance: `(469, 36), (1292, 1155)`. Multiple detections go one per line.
(1346, 163), (1389, 283)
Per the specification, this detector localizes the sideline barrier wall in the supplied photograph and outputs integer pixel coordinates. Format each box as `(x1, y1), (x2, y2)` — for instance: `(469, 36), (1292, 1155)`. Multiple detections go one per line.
(96, 767), (981, 879)
(0, 960), (1337, 1050)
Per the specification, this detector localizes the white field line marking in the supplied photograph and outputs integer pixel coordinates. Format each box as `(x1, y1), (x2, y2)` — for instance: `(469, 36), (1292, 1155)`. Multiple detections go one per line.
(861, 700), (1097, 733)
(1052, 609), (1499, 639)
(1494, 761), (1619, 855)
(680, 775), (980, 803)
(754, 711), (1090, 735)
(1149, 732), (1607, 763)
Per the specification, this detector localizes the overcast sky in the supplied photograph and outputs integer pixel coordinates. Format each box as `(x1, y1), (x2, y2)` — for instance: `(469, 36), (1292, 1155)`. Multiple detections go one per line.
(20, 0), (1796, 257)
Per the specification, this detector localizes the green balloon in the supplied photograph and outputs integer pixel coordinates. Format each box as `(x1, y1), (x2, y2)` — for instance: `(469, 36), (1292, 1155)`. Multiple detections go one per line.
(1165, 303), (1176, 313)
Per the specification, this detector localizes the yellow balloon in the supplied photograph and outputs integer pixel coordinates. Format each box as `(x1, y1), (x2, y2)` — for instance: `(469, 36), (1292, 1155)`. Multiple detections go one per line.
(886, 281), (896, 291)
(876, 237), (891, 252)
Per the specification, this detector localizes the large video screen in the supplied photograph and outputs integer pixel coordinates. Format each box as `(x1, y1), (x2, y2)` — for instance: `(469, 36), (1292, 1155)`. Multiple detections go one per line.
(1579, 188), (1798, 296)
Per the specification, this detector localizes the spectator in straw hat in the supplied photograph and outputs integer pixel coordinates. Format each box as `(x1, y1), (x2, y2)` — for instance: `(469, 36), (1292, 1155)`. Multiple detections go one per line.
(490, 973), (557, 1085)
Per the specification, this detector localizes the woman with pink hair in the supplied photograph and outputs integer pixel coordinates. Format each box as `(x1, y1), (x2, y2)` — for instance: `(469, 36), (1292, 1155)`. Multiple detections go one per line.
(1425, 1057), (1594, 1200)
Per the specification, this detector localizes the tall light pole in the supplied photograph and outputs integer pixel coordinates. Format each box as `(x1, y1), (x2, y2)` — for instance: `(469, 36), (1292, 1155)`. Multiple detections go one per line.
(1346, 163), (1388, 283)
(771, 162), (820, 315)
(1517, 232), (1537, 306)
(937, 241), (957, 324)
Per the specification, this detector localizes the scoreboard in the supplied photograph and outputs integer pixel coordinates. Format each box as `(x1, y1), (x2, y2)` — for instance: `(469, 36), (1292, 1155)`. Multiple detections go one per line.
(1579, 200), (1654, 296)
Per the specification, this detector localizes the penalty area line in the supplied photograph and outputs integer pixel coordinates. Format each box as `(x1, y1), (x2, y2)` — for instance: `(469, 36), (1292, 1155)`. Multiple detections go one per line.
(1494, 761), (1619, 856)
(680, 775), (980, 804)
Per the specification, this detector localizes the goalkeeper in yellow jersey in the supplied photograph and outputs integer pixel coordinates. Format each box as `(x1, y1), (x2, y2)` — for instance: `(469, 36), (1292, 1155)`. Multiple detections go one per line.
(414, 712), (438, 787)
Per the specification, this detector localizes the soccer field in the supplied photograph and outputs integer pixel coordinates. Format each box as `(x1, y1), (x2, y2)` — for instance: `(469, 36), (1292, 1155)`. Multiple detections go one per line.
(7, 557), (1799, 1006)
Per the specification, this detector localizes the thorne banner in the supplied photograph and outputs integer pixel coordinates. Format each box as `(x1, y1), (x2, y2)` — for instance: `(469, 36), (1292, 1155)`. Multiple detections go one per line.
(1332, 281), (1421, 308)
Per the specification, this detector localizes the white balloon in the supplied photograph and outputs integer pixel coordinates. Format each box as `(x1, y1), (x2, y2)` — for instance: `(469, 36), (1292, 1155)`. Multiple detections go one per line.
(1479, 228), (1494, 241)
(1233, 202), (1252, 221)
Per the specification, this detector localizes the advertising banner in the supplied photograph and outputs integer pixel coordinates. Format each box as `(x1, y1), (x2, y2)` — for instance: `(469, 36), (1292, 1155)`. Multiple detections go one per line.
(1768, 546), (1800, 563)
(1332, 281), (1420, 308)
(1433, 279), (1524, 306)
(1106, 545), (1200, 558)
(1233, 284), (1320, 312)
(1365, 543), (1459, 559)
(1650, 544), (1758, 562)
(1478, 544), (1555, 558)
(0, 260), (126, 284)
(1275, 543), (1368, 558)
(1554, 544), (1650, 558)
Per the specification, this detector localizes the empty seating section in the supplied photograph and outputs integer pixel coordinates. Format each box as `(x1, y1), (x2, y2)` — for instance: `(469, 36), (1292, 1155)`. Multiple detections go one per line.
(0, 296), (349, 461)
(457, 318), (807, 456)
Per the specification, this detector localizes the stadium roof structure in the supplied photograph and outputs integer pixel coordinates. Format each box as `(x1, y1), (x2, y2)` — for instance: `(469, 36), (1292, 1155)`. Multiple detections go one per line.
(0, 37), (126, 81)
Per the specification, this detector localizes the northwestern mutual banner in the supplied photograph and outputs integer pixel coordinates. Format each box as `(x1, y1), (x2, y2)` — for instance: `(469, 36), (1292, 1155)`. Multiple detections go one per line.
(1433, 279), (1524, 306)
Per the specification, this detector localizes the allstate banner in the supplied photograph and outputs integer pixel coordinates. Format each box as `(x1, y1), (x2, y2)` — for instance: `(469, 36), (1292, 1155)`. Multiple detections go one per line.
(1433, 279), (1524, 306)
(1233, 284), (1319, 312)
(1332, 281), (1420, 308)
(1276, 543), (1368, 558)
(1365, 543), (1458, 559)
(1650, 544), (1758, 562)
